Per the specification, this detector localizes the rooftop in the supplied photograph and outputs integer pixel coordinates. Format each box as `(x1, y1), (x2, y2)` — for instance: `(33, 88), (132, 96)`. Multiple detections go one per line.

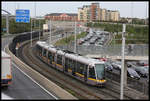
(45, 13), (77, 16)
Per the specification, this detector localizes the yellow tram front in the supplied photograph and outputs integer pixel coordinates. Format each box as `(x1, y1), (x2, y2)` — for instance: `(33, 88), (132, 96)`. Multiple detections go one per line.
(88, 62), (106, 86)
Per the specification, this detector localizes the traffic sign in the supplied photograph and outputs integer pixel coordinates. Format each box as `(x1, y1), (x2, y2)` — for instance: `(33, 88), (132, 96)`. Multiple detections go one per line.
(16, 9), (30, 23)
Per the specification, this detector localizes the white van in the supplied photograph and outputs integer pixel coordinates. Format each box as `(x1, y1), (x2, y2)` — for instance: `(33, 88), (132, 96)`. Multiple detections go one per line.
(1, 51), (12, 86)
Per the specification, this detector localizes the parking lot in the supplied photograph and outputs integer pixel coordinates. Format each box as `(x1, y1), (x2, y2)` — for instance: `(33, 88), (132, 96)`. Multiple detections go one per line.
(78, 29), (110, 46)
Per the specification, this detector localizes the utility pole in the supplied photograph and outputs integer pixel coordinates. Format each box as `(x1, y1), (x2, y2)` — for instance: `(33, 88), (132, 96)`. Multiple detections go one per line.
(49, 20), (52, 45)
(74, 21), (77, 53)
(145, 2), (147, 25)
(120, 24), (126, 99)
(131, 2), (133, 25)
(31, 18), (32, 47)
(6, 14), (9, 35)
(34, 2), (36, 30)
(39, 19), (40, 40)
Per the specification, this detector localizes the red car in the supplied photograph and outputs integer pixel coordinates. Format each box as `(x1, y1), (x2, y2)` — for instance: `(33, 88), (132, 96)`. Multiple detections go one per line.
(96, 58), (107, 62)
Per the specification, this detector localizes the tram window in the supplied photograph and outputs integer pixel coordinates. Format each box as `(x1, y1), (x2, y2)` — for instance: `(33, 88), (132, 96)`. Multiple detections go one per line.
(65, 58), (68, 72)
(48, 52), (52, 59)
(57, 55), (59, 64)
(37, 45), (42, 54)
(80, 63), (84, 75)
(76, 62), (80, 73)
(52, 53), (55, 62)
(76, 62), (84, 75)
(57, 55), (62, 65)
(68, 59), (72, 70)
(65, 58), (68, 67)
(65, 58), (69, 67)
(39, 47), (42, 54)
(43, 49), (47, 57)
(72, 60), (76, 70)
(84, 65), (88, 74)
(89, 67), (96, 79)
(95, 64), (105, 80)
(48, 52), (52, 64)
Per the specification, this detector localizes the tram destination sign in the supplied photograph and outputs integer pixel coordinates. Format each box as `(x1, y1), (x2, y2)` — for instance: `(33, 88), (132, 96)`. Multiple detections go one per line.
(16, 9), (30, 23)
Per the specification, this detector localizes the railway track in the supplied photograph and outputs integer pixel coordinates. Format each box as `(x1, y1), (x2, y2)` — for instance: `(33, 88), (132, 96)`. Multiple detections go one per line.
(17, 37), (134, 100)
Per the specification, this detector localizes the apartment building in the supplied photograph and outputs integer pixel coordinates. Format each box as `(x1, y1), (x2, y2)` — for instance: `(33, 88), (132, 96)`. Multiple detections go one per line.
(78, 2), (120, 22)
(100, 8), (107, 21)
(110, 10), (120, 21)
(78, 5), (91, 22)
(90, 3), (100, 21)
(78, 3), (100, 22)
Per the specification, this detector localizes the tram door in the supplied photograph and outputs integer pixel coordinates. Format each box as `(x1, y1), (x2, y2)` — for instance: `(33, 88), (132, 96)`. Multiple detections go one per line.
(84, 65), (87, 81)
(88, 66), (96, 79)
(64, 58), (68, 72)
(62, 55), (65, 72)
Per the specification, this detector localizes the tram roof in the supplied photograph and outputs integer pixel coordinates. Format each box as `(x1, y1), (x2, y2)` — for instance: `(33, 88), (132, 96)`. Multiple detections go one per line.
(37, 41), (57, 53)
(36, 41), (104, 65)
(65, 53), (104, 65)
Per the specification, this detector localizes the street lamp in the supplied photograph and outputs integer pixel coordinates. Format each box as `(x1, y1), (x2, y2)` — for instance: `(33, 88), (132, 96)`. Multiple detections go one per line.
(39, 19), (40, 40)
(120, 24), (126, 99)
(48, 20), (52, 45)
(6, 14), (9, 35)
(2, 9), (11, 35)
(31, 18), (32, 47)
(36, 17), (42, 41)
(74, 21), (77, 53)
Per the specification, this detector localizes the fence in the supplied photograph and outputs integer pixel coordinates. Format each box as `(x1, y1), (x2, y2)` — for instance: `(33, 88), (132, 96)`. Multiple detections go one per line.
(57, 42), (148, 57)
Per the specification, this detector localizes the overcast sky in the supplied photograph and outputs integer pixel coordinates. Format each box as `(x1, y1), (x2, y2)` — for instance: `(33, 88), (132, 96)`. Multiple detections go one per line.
(1, 1), (149, 19)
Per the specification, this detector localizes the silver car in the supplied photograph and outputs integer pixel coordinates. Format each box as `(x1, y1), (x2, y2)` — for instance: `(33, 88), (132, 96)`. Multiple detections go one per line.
(132, 66), (148, 77)
(127, 68), (140, 80)
(111, 61), (122, 70)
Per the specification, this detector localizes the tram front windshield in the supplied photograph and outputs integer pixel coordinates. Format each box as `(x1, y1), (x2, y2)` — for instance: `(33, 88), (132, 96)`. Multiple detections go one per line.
(95, 64), (105, 80)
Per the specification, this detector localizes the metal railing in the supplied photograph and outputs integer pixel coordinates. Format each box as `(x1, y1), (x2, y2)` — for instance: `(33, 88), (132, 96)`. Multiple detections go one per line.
(58, 43), (148, 57)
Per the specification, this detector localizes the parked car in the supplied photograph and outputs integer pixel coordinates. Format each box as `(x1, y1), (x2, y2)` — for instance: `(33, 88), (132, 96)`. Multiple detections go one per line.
(111, 61), (122, 70)
(99, 58), (107, 62)
(132, 66), (148, 77)
(126, 61), (137, 67)
(105, 62), (113, 71)
(127, 68), (140, 80)
(137, 60), (148, 66)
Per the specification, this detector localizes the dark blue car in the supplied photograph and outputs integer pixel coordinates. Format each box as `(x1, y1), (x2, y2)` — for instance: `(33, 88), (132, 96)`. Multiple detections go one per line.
(105, 62), (113, 71)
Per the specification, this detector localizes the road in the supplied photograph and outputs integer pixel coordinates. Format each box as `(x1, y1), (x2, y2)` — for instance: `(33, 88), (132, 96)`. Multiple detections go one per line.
(1, 34), (57, 99)
(2, 63), (57, 99)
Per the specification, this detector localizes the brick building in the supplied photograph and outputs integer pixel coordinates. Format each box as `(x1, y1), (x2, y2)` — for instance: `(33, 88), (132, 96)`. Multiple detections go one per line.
(45, 13), (78, 21)
(90, 3), (100, 21)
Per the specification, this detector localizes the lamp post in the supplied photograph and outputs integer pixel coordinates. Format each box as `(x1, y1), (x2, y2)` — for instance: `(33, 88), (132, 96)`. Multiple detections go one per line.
(49, 20), (52, 45)
(36, 17), (41, 40)
(74, 21), (77, 53)
(6, 14), (9, 35)
(120, 24), (126, 99)
(39, 19), (40, 40)
(2, 9), (11, 35)
(31, 18), (32, 47)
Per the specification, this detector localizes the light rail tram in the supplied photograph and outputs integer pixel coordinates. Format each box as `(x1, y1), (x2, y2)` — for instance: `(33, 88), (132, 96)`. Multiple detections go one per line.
(35, 41), (106, 86)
